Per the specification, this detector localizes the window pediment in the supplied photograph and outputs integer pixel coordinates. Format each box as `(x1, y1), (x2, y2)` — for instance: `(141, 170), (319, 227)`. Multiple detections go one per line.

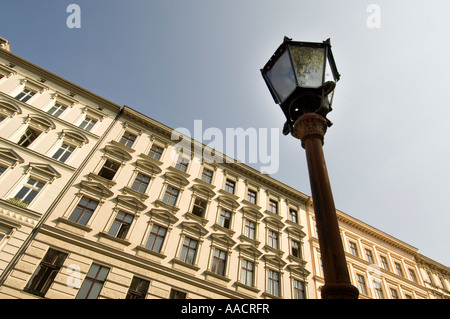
(79, 180), (114, 198)
(192, 183), (215, 199)
(135, 159), (162, 175)
(237, 244), (263, 258)
(26, 114), (56, 132)
(217, 194), (240, 210)
(287, 264), (310, 277)
(241, 206), (264, 220)
(263, 216), (284, 229)
(0, 99), (22, 117)
(180, 221), (208, 237)
(210, 232), (236, 248)
(61, 129), (89, 146)
(262, 254), (286, 268)
(286, 226), (306, 238)
(0, 148), (24, 167)
(104, 144), (132, 162)
(163, 171), (190, 187)
(116, 195), (147, 212)
(147, 208), (179, 225)
(28, 163), (61, 182)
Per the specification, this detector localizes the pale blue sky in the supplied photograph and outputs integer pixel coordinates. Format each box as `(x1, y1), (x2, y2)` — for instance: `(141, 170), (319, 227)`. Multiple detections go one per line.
(1, 0), (449, 266)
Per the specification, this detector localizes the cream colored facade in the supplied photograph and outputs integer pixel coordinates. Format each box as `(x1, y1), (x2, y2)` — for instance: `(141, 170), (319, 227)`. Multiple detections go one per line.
(0, 38), (448, 299)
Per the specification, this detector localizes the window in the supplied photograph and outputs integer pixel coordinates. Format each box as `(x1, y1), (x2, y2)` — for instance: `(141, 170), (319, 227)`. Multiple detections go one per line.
(79, 117), (97, 132)
(47, 103), (67, 117)
(365, 249), (374, 263)
(17, 127), (41, 147)
(211, 248), (227, 276)
(76, 264), (110, 299)
(269, 199), (278, 214)
(15, 88), (36, 102)
(268, 269), (280, 297)
(394, 262), (403, 277)
(68, 197), (99, 226)
(148, 144), (163, 160)
(13, 178), (45, 206)
(224, 179), (235, 194)
(192, 197), (207, 217)
(126, 277), (150, 299)
(357, 274), (367, 295)
(390, 288), (399, 299)
(268, 230), (279, 250)
(179, 237), (198, 265)
(427, 271), (434, 285)
(169, 289), (187, 299)
(244, 220), (256, 240)
(52, 144), (75, 163)
(24, 249), (68, 297)
(373, 280), (384, 299)
(291, 240), (302, 258)
(349, 241), (358, 256)
(439, 277), (447, 289)
(247, 189), (257, 204)
(108, 211), (134, 239)
(409, 269), (417, 283)
(0, 166), (6, 176)
(218, 209), (232, 229)
(201, 168), (213, 184)
(162, 186), (179, 206)
(240, 259), (254, 287)
(131, 173), (151, 193)
(380, 256), (389, 270)
(98, 159), (120, 180)
(175, 156), (189, 172)
(289, 208), (298, 223)
(293, 279), (306, 299)
(145, 224), (167, 253)
(119, 131), (137, 148)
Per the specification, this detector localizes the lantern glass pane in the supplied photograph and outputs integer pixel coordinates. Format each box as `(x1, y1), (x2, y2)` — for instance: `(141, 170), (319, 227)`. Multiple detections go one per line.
(290, 46), (326, 87)
(266, 49), (296, 103)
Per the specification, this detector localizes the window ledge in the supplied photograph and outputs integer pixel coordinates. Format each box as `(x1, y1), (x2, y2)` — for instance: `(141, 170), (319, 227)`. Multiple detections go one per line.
(234, 281), (261, 294)
(154, 199), (180, 213)
(170, 258), (200, 272)
(213, 223), (235, 237)
(88, 172), (116, 188)
(185, 212), (208, 226)
(122, 186), (149, 201)
(135, 245), (167, 260)
(56, 216), (92, 234)
(203, 270), (232, 284)
(193, 177), (216, 189)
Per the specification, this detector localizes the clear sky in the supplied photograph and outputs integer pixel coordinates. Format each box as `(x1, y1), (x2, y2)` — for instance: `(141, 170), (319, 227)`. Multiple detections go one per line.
(1, 0), (449, 267)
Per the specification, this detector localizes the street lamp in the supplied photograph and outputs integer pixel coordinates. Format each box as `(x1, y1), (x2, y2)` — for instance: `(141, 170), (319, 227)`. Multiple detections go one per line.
(261, 37), (359, 299)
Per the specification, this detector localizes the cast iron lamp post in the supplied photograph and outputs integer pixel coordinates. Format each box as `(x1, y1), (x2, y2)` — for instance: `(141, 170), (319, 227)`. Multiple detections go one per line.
(261, 37), (359, 299)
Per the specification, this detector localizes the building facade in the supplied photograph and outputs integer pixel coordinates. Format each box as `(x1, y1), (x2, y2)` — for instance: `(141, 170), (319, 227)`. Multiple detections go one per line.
(0, 37), (448, 299)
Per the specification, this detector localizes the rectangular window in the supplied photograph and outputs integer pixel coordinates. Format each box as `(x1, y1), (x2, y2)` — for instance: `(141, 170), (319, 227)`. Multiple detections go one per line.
(179, 237), (198, 265)
(148, 144), (163, 160)
(394, 262), (403, 277)
(68, 197), (99, 226)
(380, 256), (389, 270)
(52, 144), (75, 163)
(119, 131), (137, 148)
(76, 264), (110, 299)
(17, 127), (41, 147)
(291, 240), (301, 258)
(24, 249), (68, 297)
(293, 279), (306, 299)
(247, 189), (257, 204)
(14, 178), (45, 205)
(108, 211), (134, 239)
(15, 88), (36, 102)
(244, 220), (256, 239)
(409, 269), (417, 283)
(218, 209), (232, 229)
(268, 269), (280, 297)
(201, 168), (213, 184)
(289, 208), (298, 223)
(269, 199), (278, 214)
(98, 159), (120, 180)
(126, 277), (150, 299)
(268, 230), (279, 250)
(191, 197), (207, 217)
(175, 156), (189, 172)
(145, 224), (167, 253)
(79, 117), (97, 132)
(224, 179), (235, 194)
(373, 280), (384, 299)
(357, 274), (368, 295)
(211, 248), (227, 276)
(240, 259), (254, 287)
(169, 289), (187, 299)
(390, 288), (399, 299)
(47, 103), (67, 117)
(162, 186), (179, 206)
(349, 241), (358, 256)
(365, 249), (374, 263)
(131, 173), (151, 193)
